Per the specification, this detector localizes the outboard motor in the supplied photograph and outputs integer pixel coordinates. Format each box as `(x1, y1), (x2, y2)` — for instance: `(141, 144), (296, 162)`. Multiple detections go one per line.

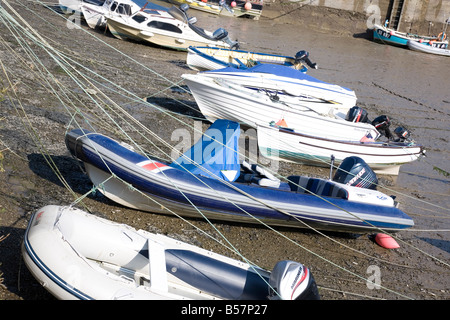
(268, 260), (320, 300)
(179, 3), (189, 13)
(212, 28), (228, 40)
(333, 156), (378, 190)
(394, 126), (410, 142)
(294, 50), (318, 69)
(345, 106), (370, 123)
(372, 115), (393, 140)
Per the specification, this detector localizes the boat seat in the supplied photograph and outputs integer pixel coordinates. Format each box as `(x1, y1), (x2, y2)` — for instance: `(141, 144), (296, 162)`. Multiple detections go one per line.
(241, 161), (281, 188)
(148, 239), (168, 293)
(287, 176), (348, 199)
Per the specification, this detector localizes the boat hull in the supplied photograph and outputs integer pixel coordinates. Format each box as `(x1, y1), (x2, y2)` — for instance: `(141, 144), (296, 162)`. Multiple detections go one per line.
(24, 205), (319, 300)
(186, 46), (304, 71)
(257, 125), (424, 176)
(372, 24), (448, 48)
(64, 129), (414, 233)
(106, 13), (230, 51)
(407, 40), (450, 56)
(168, 0), (263, 19)
(182, 73), (378, 141)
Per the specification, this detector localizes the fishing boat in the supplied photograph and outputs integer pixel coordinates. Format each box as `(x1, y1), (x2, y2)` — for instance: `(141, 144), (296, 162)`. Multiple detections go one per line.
(186, 46), (318, 72)
(181, 65), (381, 141)
(106, 3), (238, 50)
(22, 205), (320, 300)
(81, 0), (162, 29)
(168, 0), (263, 20)
(407, 39), (450, 56)
(64, 121), (415, 233)
(372, 23), (447, 47)
(257, 122), (425, 176)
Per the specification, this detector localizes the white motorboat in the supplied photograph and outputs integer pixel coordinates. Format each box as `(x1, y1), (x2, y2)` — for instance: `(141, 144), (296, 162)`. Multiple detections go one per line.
(182, 65), (380, 141)
(81, 0), (150, 29)
(257, 123), (425, 176)
(186, 46), (317, 72)
(106, 3), (238, 50)
(183, 64), (355, 113)
(407, 39), (450, 56)
(22, 205), (320, 300)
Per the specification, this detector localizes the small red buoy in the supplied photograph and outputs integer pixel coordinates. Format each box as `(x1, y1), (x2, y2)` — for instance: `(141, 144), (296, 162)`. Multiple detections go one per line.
(201, 0), (207, 2)
(374, 233), (400, 249)
(275, 118), (288, 127)
(244, 2), (252, 10)
(230, 1), (236, 7)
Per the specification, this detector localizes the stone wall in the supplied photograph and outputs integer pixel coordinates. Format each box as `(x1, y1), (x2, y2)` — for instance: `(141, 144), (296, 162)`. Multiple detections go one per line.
(267, 0), (450, 35)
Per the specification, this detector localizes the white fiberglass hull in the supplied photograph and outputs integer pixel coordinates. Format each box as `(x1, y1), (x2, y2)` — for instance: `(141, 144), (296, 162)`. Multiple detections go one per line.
(106, 16), (230, 50)
(257, 125), (424, 175)
(407, 40), (450, 56)
(182, 73), (378, 141)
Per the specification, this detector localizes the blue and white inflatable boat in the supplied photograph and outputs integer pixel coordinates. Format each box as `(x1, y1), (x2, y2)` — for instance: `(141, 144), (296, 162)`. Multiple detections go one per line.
(65, 120), (414, 233)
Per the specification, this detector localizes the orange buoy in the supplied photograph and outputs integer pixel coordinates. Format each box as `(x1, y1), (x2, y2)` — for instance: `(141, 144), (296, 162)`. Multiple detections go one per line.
(244, 2), (252, 10)
(374, 233), (400, 249)
(275, 119), (288, 127)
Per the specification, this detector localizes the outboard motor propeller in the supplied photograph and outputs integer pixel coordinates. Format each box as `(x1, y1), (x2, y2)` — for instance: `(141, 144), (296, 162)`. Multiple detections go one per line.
(333, 156), (378, 190)
(345, 106), (370, 123)
(268, 260), (320, 300)
(294, 50), (318, 69)
(372, 115), (393, 140)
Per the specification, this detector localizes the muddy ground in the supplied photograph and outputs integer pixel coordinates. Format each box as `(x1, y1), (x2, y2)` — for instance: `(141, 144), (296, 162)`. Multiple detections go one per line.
(0, 0), (449, 303)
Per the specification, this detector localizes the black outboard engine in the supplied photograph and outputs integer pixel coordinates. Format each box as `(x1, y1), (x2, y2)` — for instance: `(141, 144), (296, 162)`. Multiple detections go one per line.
(371, 115), (393, 140)
(333, 156), (378, 190)
(268, 260), (320, 300)
(212, 28), (228, 40)
(345, 106), (370, 123)
(294, 50), (318, 69)
(394, 126), (410, 142)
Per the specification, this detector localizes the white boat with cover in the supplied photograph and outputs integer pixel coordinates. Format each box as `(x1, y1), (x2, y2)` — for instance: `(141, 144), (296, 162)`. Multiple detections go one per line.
(22, 205), (320, 300)
(106, 3), (238, 50)
(182, 65), (380, 141)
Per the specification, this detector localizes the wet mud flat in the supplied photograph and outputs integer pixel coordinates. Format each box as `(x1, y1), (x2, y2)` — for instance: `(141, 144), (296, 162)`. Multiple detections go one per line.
(0, 0), (449, 301)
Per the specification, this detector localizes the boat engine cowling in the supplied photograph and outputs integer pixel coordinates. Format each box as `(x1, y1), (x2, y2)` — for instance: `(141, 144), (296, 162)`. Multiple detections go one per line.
(268, 260), (320, 300)
(394, 126), (410, 142)
(372, 115), (393, 140)
(213, 28), (229, 40)
(333, 156), (378, 190)
(346, 106), (370, 123)
(294, 50), (318, 69)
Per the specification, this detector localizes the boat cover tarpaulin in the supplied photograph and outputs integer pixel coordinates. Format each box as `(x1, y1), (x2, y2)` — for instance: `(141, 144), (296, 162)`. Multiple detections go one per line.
(205, 64), (354, 92)
(170, 119), (241, 182)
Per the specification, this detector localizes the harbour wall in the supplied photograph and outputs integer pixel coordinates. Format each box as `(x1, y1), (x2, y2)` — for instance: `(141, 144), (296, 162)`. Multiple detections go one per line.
(267, 0), (450, 35)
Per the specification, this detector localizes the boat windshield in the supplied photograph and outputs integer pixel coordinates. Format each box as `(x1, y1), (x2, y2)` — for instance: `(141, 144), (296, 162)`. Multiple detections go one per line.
(167, 6), (188, 23)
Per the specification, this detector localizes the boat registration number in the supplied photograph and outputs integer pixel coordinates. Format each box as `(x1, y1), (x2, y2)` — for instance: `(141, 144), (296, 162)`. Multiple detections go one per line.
(376, 29), (391, 38)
